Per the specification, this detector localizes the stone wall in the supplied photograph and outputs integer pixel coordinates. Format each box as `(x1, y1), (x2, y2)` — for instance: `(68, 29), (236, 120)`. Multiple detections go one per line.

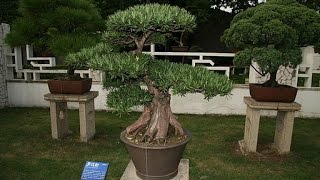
(0, 23), (9, 108)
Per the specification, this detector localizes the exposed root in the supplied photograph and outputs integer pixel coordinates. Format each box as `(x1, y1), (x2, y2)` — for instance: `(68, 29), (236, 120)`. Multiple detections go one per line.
(169, 113), (184, 136)
(126, 106), (151, 135)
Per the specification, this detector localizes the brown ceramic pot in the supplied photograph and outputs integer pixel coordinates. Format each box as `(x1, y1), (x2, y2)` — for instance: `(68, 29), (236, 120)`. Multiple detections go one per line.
(47, 78), (92, 94)
(120, 129), (191, 180)
(249, 83), (298, 103)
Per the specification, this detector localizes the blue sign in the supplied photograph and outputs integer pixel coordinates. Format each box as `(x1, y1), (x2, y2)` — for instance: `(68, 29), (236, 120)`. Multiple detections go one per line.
(81, 161), (109, 180)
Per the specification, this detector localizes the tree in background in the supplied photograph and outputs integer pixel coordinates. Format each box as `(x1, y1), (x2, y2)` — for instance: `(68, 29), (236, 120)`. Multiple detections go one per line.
(297, 0), (320, 11)
(5, 0), (104, 76)
(0, 0), (19, 24)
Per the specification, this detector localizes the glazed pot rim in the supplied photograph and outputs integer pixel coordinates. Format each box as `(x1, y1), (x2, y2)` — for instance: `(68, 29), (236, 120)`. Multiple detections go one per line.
(249, 83), (297, 89)
(48, 78), (92, 81)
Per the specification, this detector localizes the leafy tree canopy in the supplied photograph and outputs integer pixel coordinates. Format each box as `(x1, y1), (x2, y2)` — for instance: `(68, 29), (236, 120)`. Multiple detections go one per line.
(5, 0), (104, 57)
(0, 0), (19, 24)
(106, 3), (196, 34)
(104, 3), (196, 53)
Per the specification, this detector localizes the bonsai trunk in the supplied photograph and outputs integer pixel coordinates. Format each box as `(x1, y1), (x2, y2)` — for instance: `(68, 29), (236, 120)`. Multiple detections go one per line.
(263, 71), (279, 88)
(67, 66), (75, 76)
(66, 66), (82, 80)
(125, 77), (184, 143)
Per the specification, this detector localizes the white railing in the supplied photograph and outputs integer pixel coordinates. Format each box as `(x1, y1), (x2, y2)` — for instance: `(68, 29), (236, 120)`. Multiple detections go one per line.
(26, 45), (56, 70)
(144, 44), (234, 77)
(3, 43), (320, 87)
(4, 45), (103, 81)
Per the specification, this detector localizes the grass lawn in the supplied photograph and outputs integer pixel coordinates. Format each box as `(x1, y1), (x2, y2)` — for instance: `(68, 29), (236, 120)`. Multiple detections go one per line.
(0, 108), (319, 179)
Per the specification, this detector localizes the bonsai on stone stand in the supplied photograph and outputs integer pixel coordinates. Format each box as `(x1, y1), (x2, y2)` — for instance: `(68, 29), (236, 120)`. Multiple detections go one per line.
(5, 0), (104, 94)
(222, 0), (320, 102)
(69, 3), (233, 179)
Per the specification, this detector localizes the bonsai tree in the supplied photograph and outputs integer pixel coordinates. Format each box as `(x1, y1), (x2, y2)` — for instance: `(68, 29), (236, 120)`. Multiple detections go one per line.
(222, 0), (320, 87)
(68, 3), (233, 142)
(5, 0), (104, 78)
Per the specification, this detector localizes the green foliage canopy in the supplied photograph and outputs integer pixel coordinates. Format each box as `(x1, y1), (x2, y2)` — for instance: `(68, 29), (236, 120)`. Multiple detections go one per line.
(5, 0), (104, 57)
(148, 60), (232, 99)
(107, 3), (196, 33)
(105, 3), (196, 51)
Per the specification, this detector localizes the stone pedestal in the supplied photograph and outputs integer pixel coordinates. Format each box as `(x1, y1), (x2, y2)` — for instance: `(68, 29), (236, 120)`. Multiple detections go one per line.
(44, 91), (99, 142)
(120, 159), (189, 180)
(0, 23), (10, 108)
(239, 97), (301, 154)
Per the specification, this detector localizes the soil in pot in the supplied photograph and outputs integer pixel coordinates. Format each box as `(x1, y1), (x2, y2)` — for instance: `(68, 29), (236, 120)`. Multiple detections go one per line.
(249, 83), (298, 103)
(120, 129), (191, 180)
(47, 78), (92, 94)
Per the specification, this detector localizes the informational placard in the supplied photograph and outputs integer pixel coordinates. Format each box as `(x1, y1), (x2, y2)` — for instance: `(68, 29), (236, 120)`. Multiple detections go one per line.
(81, 161), (109, 180)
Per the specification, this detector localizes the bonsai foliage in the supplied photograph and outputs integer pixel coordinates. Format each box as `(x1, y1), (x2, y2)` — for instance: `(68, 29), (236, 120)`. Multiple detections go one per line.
(5, 0), (104, 76)
(68, 4), (233, 143)
(222, 0), (320, 87)
(104, 3), (196, 53)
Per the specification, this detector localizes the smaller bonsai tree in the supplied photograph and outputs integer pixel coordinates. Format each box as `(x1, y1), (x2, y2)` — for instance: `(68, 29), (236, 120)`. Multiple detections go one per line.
(222, 0), (320, 87)
(68, 4), (233, 143)
(5, 0), (104, 78)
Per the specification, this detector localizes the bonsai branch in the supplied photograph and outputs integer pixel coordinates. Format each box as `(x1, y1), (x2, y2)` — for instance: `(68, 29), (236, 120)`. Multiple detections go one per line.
(133, 31), (154, 53)
(126, 106), (151, 136)
(250, 64), (267, 76)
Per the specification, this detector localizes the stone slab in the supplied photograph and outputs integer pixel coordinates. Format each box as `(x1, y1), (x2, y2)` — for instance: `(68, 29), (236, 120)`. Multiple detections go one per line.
(120, 159), (189, 180)
(44, 91), (99, 102)
(243, 96), (301, 111)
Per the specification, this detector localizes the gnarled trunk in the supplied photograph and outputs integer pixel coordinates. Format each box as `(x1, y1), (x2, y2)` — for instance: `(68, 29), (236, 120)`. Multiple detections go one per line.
(126, 77), (184, 143)
(263, 71), (279, 87)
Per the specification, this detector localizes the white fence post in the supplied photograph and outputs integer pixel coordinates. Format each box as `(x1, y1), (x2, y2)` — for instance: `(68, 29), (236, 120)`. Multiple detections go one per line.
(298, 46), (314, 87)
(0, 23), (10, 108)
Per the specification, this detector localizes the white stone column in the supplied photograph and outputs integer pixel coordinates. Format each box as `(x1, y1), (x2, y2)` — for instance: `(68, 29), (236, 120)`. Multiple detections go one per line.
(49, 101), (69, 139)
(242, 106), (261, 152)
(274, 111), (295, 154)
(79, 99), (96, 142)
(0, 23), (10, 108)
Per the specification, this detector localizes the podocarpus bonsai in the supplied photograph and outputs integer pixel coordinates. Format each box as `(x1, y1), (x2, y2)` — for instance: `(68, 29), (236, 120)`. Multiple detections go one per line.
(222, 0), (320, 88)
(69, 3), (232, 143)
(5, 0), (104, 79)
(67, 3), (233, 179)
